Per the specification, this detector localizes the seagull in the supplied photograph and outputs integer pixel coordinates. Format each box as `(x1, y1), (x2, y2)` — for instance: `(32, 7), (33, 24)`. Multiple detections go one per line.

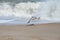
(27, 16), (40, 23)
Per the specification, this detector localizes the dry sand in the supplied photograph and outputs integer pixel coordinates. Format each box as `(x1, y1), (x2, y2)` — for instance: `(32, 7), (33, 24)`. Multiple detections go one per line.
(0, 23), (60, 40)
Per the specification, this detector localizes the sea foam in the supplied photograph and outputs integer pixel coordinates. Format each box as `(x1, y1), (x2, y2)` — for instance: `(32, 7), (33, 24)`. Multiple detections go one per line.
(0, 1), (60, 20)
(0, 2), (40, 18)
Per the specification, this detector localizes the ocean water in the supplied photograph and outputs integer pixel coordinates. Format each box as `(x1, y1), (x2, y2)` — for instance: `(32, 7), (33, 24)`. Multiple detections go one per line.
(0, 0), (60, 25)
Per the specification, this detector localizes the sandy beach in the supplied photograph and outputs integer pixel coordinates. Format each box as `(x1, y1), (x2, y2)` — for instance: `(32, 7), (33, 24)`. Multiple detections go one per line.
(0, 23), (60, 40)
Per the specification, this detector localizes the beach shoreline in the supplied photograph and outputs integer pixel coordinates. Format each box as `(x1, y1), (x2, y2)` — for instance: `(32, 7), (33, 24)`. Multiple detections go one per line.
(0, 23), (60, 40)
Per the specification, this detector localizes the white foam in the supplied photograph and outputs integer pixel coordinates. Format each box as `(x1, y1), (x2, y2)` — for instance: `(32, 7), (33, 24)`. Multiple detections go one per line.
(0, 2), (41, 19)
(14, 2), (40, 18)
(0, 1), (60, 20)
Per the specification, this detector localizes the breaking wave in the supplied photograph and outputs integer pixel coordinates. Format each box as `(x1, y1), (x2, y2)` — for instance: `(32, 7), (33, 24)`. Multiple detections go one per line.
(0, 0), (60, 20)
(0, 2), (41, 18)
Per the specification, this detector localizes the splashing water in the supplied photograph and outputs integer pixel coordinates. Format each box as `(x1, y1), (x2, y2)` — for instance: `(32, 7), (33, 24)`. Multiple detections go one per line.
(0, 1), (60, 19)
(0, 0), (60, 24)
(0, 2), (41, 19)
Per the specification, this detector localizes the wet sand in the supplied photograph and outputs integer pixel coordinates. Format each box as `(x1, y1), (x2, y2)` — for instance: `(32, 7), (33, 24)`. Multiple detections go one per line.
(0, 23), (60, 40)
